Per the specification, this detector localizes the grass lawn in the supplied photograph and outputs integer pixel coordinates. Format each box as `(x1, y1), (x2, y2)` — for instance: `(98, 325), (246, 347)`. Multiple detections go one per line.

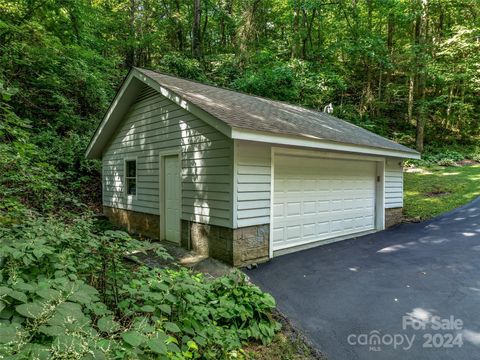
(404, 164), (480, 220)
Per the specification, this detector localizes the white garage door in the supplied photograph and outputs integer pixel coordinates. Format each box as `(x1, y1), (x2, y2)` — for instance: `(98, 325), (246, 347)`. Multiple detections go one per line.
(272, 154), (377, 251)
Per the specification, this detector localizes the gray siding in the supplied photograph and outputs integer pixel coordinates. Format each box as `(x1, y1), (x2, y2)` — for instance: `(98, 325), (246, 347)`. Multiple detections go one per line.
(102, 85), (233, 227)
(235, 141), (271, 228)
(385, 158), (404, 208)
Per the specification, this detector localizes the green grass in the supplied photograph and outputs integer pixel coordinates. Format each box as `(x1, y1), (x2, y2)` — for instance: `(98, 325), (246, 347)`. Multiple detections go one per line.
(404, 164), (480, 220)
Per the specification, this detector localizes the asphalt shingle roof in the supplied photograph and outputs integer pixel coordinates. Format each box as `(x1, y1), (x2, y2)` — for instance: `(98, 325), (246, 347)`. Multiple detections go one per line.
(136, 68), (418, 155)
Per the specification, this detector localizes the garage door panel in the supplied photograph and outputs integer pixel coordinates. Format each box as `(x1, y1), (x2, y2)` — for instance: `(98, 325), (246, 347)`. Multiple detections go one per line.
(316, 200), (330, 212)
(286, 202), (301, 216)
(303, 201), (316, 215)
(273, 155), (376, 251)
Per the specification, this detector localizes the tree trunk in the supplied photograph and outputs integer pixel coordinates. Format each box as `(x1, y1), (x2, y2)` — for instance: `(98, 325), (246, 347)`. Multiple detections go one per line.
(408, 75), (414, 122)
(414, 0), (428, 153)
(238, 0), (260, 55)
(292, 0), (301, 58)
(220, 0), (232, 48)
(192, 0), (202, 59)
(202, 0), (208, 49)
(301, 7), (316, 59)
(385, 12), (395, 103)
(125, 0), (136, 67)
(174, 0), (184, 52)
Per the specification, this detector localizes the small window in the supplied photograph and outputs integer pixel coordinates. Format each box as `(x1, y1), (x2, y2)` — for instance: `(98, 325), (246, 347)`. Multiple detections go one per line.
(125, 160), (137, 196)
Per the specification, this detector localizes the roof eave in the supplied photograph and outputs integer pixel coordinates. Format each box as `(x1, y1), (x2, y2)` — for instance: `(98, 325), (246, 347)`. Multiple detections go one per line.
(231, 128), (421, 160)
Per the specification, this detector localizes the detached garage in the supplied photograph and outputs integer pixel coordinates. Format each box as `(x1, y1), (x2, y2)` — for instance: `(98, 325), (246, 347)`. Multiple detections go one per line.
(86, 68), (420, 266)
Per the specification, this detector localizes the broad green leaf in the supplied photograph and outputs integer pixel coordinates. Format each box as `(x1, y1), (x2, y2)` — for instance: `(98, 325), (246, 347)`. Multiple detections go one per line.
(16, 302), (44, 319)
(165, 294), (177, 303)
(167, 342), (181, 353)
(158, 304), (171, 315)
(9, 290), (27, 303)
(0, 326), (17, 344)
(164, 322), (180, 333)
(147, 337), (167, 354)
(194, 336), (207, 347)
(122, 330), (145, 347)
(0, 287), (11, 296)
(56, 302), (84, 318)
(33, 248), (44, 259)
(151, 282), (169, 292)
(36, 288), (60, 301)
(39, 324), (64, 336)
(13, 282), (34, 293)
(140, 305), (155, 313)
(187, 340), (198, 351)
(69, 291), (91, 304)
(0, 301), (5, 313)
(53, 334), (84, 353)
(47, 302), (89, 329)
(16, 343), (50, 360)
(97, 316), (120, 333)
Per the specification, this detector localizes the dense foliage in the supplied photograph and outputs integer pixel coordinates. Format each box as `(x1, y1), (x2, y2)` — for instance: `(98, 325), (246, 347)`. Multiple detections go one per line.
(0, 1), (478, 357)
(1, 1), (479, 212)
(0, 217), (279, 358)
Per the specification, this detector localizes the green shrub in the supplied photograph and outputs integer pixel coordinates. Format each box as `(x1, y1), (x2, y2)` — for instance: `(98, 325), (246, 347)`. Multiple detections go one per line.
(407, 148), (465, 167)
(436, 158), (457, 167)
(0, 217), (279, 359)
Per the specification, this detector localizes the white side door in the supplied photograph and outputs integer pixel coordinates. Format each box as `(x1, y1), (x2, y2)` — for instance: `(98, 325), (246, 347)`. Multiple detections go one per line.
(164, 155), (181, 243)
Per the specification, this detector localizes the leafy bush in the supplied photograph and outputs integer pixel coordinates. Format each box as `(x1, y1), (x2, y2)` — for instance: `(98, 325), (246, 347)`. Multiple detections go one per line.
(407, 149), (465, 167)
(436, 158), (457, 167)
(472, 153), (480, 162)
(0, 217), (279, 359)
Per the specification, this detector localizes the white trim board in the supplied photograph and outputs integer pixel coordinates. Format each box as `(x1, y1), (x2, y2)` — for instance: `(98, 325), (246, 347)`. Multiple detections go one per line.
(232, 128), (420, 160)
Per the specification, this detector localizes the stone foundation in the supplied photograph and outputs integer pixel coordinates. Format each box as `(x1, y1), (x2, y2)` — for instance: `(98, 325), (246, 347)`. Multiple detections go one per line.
(233, 225), (269, 266)
(103, 207), (269, 266)
(385, 207), (403, 228)
(103, 206), (160, 239)
(181, 220), (269, 266)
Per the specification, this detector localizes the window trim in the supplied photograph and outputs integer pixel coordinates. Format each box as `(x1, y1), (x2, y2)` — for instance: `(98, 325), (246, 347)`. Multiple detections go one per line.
(124, 157), (138, 198)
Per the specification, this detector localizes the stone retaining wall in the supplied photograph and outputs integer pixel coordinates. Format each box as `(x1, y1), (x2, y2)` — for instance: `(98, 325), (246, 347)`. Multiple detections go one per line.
(103, 206), (160, 239)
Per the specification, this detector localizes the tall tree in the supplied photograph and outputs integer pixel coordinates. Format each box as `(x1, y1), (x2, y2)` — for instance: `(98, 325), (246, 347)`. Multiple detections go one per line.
(192, 0), (202, 58)
(414, 0), (428, 152)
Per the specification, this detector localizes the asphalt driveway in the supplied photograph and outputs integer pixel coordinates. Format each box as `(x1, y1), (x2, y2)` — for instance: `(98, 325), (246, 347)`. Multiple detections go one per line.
(246, 197), (480, 360)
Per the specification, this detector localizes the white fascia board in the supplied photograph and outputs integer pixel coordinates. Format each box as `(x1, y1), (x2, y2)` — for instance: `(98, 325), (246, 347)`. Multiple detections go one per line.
(231, 128), (421, 160)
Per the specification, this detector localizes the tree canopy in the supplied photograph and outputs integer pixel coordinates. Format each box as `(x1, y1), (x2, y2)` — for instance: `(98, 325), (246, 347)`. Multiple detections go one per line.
(1, 0), (479, 210)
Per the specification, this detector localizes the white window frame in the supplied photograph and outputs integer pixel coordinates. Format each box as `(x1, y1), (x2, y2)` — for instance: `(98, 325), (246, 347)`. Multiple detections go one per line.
(124, 157), (138, 198)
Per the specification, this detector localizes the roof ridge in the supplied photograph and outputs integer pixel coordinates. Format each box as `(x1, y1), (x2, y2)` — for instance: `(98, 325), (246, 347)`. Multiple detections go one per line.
(135, 67), (328, 114)
(134, 67), (418, 156)
(135, 67), (412, 149)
